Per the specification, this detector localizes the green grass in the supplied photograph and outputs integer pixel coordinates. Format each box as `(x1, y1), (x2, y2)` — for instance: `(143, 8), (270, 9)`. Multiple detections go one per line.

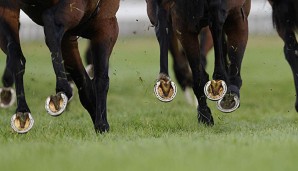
(0, 35), (298, 171)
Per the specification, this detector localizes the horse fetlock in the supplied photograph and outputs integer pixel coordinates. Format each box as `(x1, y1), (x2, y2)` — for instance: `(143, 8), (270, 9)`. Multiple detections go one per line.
(0, 87), (16, 108)
(204, 80), (227, 101)
(11, 112), (34, 133)
(45, 92), (68, 116)
(154, 75), (177, 102)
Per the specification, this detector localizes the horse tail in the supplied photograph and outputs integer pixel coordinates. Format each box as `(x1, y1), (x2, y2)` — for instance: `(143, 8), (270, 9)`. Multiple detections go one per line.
(271, 0), (298, 32)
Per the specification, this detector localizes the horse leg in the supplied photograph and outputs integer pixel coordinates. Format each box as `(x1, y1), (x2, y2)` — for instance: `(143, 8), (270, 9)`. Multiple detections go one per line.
(204, 1), (228, 101)
(61, 36), (96, 125)
(270, 0), (298, 111)
(178, 31), (213, 125)
(199, 26), (214, 69)
(168, 24), (195, 105)
(283, 32), (298, 111)
(90, 16), (119, 133)
(42, 3), (84, 116)
(0, 9), (34, 133)
(277, 30), (298, 111)
(0, 55), (16, 108)
(216, 6), (249, 113)
(153, 2), (177, 102)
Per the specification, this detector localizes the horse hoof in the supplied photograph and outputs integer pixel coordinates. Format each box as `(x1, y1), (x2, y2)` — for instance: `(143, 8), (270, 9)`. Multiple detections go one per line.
(216, 93), (240, 113)
(198, 106), (214, 126)
(154, 79), (177, 102)
(204, 80), (227, 101)
(11, 112), (34, 134)
(45, 92), (68, 116)
(0, 87), (16, 108)
(85, 64), (94, 79)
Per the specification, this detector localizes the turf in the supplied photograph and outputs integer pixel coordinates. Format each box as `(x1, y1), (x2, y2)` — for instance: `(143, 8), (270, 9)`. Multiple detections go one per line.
(0, 35), (298, 171)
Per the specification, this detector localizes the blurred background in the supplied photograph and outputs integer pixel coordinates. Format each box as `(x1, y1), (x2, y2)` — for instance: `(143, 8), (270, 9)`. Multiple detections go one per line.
(19, 0), (274, 41)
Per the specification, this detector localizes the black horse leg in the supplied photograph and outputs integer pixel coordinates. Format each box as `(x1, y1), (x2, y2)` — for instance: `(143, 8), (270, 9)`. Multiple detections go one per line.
(7, 40), (34, 133)
(42, 6), (80, 116)
(0, 9), (33, 133)
(205, 1), (228, 101)
(270, 0), (298, 111)
(282, 31), (298, 111)
(179, 31), (213, 125)
(153, 2), (177, 102)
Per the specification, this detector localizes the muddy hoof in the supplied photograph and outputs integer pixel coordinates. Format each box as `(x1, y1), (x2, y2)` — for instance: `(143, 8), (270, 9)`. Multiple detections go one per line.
(0, 87), (16, 108)
(11, 112), (34, 134)
(45, 92), (68, 116)
(154, 78), (177, 102)
(204, 80), (227, 101)
(216, 92), (240, 113)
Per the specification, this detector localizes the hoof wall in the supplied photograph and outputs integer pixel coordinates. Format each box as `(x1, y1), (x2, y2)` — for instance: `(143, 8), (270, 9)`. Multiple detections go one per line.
(45, 92), (68, 116)
(11, 113), (34, 134)
(0, 87), (16, 108)
(216, 93), (240, 113)
(154, 80), (177, 102)
(204, 80), (227, 101)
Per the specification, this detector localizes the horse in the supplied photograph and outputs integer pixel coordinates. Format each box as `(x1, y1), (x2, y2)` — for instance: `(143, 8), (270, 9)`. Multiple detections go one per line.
(269, 0), (298, 111)
(147, 0), (250, 125)
(0, 0), (120, 133)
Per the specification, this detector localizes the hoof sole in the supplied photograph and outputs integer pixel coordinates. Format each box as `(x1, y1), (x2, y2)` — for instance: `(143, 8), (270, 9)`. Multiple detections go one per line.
(204, 80), (227, 101)
(154, 80), (177, 102)
(0, 87), (16, 108)
(45, 92), (68, 116)
(11, 113), (34, 134)
(216, 93), (240, 113)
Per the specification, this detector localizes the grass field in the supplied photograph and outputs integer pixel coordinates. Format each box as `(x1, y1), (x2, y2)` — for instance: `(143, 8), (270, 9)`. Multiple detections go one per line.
(0, 35), (298, 171)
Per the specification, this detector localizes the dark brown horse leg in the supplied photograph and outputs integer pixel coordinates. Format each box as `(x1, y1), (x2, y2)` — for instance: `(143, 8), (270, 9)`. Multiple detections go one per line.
(204, 1), (228, 101)
(90, 17), (119, 133)
(199, 26), (214, 69)
(153, 2), (177, 102)
(271, 0), (298, 111)
(178, 31), (213, 125)
(0, 55), (16, 108)
(169, 25), (192, 91)
(61, 36), (96, 124)
(217, 4), (250, 113)
(42, 5), (83, 116)
(0, 8), (34, 133)
(168, 24), (195, 105)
